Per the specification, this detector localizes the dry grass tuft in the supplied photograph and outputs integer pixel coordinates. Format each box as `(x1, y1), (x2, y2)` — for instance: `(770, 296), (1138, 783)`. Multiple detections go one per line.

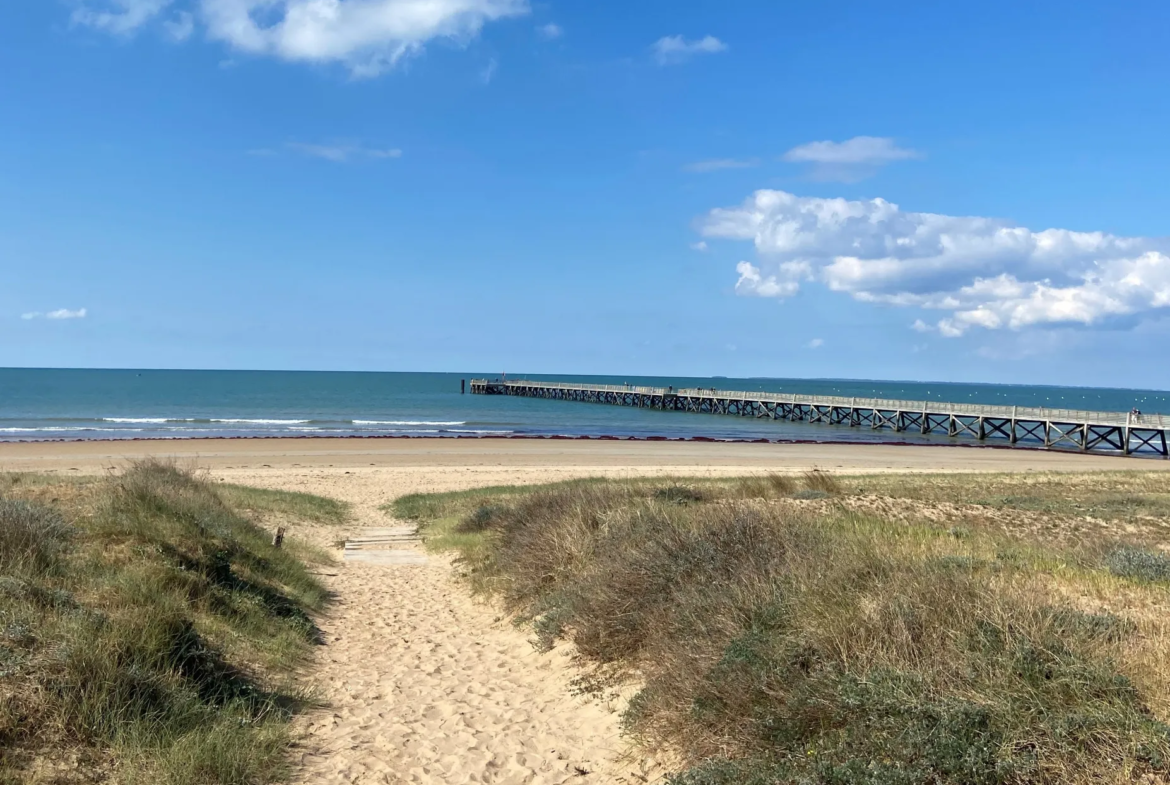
(408, 475), (1170, 785)
(802, 469), (841, 495)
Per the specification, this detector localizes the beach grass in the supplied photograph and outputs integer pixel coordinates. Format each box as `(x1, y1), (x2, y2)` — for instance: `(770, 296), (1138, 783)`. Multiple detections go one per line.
(399, 471), (1170, 784)
(0, 460), (337, 784)
(218, 483), (351, 526)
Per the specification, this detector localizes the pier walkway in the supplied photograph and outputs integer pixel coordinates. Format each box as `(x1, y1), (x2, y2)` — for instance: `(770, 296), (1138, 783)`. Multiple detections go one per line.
(470, 379), (1169, 457)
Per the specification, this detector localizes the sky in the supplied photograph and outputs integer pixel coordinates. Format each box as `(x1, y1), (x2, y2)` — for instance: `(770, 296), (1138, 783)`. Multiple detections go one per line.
(3, 1), (1170, 388)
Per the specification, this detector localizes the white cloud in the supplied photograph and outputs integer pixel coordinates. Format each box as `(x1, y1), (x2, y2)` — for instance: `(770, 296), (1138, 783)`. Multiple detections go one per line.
(164, 10), (195, 40)
(702, 189), (1170, 336)
(690, 241), (708, 252)
(479, 57), (497, 84)
(72, 0), (173, 34)
(287, 142), (402, 162)
(781, 136), (919, 181)
(23, 308), (87, 320)
(735, 261), (801, 298)
(537, 22), (561, 39)
(683, 158), (758, 173)
(72, 0), (529, 77)
(807, 338), (824, 349)
(784, 136), (918, 165)
(652, 34), (726, 65)
(200, 0), (529, 77)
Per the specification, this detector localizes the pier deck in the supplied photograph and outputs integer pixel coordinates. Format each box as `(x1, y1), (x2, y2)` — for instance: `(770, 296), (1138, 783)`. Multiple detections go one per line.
(470, 379), (1169, 457)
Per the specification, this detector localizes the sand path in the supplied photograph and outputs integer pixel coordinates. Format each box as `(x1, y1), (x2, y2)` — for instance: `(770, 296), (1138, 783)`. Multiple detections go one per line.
(223, 467), (680, 785)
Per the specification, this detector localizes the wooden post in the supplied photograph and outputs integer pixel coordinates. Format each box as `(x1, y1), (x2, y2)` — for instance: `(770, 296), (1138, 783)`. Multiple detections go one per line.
(461, 379), (466, 394)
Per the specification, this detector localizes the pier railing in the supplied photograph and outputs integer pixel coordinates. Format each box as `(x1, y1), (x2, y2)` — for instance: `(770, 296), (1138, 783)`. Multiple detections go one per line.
(469, 379), (1169, 456)
(475, 380), (1164, 429)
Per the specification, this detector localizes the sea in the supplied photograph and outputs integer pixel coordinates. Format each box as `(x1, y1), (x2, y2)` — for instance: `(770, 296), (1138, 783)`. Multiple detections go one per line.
(1, 368), (1167, 445)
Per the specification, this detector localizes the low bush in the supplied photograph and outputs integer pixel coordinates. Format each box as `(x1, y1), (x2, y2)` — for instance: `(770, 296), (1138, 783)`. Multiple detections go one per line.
(1105, 546), (1170, 583)
(418, 478), (1170, 785)
(457, 504), (510, 533)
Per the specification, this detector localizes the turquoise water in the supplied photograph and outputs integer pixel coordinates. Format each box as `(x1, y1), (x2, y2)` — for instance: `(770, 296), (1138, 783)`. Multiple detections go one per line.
(1, 368), (1167, 444)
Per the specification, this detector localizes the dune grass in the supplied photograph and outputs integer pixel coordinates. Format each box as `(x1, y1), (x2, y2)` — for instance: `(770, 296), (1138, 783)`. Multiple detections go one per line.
(0, 460), (339, 784)
(400, 472), (1170, 784)
(217, 483), (350, 526)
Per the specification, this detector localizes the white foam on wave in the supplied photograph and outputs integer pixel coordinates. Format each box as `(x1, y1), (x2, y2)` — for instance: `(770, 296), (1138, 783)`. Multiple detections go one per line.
(353, 420), (466, 426)
(103, 417), (177, 424)
(448, 429), (514, 435)
(0, 427), (142, 433)
(210, 419), (311, 425)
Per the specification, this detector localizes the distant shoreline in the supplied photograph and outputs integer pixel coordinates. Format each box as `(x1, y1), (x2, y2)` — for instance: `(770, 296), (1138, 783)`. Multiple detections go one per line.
(1, 431), (1037, 452)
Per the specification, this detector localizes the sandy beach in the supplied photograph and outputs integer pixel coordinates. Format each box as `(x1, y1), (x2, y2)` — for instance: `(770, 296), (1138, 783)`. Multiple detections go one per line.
(4, 438), (1168, 783)
(2, 436), (1167, 476)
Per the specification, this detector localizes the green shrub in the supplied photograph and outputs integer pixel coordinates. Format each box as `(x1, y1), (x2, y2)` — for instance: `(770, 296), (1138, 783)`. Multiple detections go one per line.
(457, 504), (510, 533)
(1105, 546), (1170, 583)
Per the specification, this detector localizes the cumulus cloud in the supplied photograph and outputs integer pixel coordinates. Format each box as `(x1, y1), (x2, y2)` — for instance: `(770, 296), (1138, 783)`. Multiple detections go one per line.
(287, 142), (402, 162)
(202, 0), (528, 76)
(683, 158), (758, 173)
(781, 136), (919, 181)
(72, 0), (529, 76)
(702, 190), (1170, 336)
(652, 34), (726, 65)
(22, 308), (88, 320)
(807, 338), (824, 349)
(537, 22), (561, 39)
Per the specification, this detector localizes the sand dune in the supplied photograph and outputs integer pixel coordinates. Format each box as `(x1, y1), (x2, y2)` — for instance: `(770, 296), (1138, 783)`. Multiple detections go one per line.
(5, 440), (1166, 783)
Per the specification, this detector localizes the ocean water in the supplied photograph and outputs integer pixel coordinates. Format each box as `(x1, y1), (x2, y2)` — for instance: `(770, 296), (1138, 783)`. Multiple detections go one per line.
(1, 368), (1167, 444)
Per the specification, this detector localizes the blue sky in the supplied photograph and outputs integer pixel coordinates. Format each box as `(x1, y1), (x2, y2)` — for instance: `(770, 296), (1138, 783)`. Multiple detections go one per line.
(4, 1), (1170, 387)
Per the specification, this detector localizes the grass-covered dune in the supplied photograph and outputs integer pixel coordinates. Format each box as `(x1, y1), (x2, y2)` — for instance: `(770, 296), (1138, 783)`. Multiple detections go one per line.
(394, 472), (1170, 785)
(0, 461), (346, 785)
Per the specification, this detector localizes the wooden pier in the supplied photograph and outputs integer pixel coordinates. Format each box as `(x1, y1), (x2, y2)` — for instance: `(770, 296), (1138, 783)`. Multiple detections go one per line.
(470, 379), (1169, 457)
